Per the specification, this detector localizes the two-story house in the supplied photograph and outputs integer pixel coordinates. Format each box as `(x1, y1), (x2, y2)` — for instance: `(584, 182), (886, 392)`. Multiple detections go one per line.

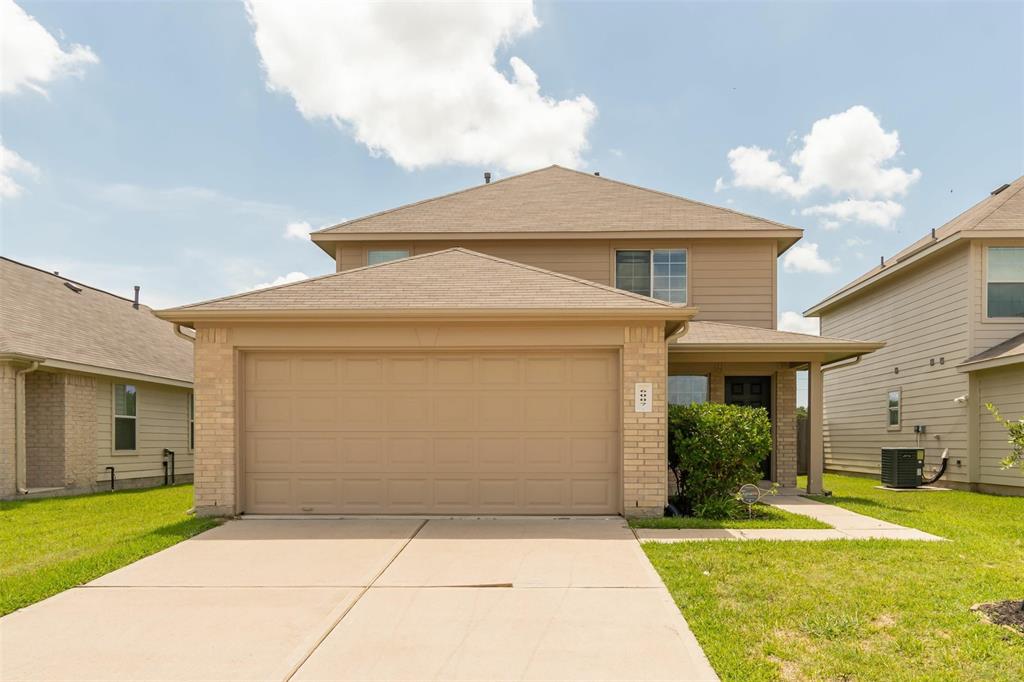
(806, 176), (1024, 495)
(158, 166), (881, 517)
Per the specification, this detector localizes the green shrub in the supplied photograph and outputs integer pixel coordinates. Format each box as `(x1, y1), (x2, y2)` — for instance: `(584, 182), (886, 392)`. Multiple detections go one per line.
(986, 403), (1024, 472)
(668, 402), (772, 517)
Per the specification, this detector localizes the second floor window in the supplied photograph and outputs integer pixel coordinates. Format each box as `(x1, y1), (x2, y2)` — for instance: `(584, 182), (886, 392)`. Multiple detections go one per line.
(367, 249), (410, 265)
(615, 249), (687, 303)
(987, 247), (1024, 318)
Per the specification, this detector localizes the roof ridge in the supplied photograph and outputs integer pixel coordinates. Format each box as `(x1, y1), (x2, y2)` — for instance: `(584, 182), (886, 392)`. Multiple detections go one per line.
(1, 256), (136, 305)
(970, 176), (1024, 231)
(446, 247), (678, 308)
(313, 166), (559, 234)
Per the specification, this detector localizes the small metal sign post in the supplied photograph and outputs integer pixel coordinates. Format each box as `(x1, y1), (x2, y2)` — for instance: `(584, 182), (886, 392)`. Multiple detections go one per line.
(738, 484), (762, 519)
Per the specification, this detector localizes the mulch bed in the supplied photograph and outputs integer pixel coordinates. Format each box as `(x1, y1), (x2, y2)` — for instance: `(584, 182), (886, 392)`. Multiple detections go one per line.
(972, 600), (1024, 635)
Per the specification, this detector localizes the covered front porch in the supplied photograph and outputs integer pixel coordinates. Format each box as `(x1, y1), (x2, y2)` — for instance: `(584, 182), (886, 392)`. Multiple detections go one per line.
(669, 321), (884, 495)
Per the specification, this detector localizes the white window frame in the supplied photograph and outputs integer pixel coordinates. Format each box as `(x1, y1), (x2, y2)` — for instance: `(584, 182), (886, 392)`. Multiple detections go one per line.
(614, 248), (688, 304)
(887, 389), (901, 431)
(367, 249), (411, 266)
(984, 246), (1024, 320)
(113, 383), (138, 452)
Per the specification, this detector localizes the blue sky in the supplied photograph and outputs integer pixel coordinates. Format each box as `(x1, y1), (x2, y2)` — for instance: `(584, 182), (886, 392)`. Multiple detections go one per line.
(2, 0), (1022, 326)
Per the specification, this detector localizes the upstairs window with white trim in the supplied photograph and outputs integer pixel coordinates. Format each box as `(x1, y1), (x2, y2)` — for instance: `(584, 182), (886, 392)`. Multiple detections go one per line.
(367, 249), (410, 266)
(114, 384), (137, 451)
(615, 249), (687, 303)
(887, 389), (901, 429)
(987, 247), (1024, 318)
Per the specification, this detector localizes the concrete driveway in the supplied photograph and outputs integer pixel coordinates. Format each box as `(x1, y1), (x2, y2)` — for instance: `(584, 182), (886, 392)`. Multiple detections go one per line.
(1, 518), (717, 681)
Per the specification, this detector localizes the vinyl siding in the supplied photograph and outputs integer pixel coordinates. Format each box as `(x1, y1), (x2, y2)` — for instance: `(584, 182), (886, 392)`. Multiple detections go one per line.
(969, 239), (1024, 357)
(95, 378), (194, 481)
(335, 238), (775, 328)
(976, 365), (1024, 488)
(820, 244), (971, 481)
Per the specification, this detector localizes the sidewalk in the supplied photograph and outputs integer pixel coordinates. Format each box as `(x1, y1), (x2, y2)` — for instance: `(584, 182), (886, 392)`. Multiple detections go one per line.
(635, 496), (943, 543)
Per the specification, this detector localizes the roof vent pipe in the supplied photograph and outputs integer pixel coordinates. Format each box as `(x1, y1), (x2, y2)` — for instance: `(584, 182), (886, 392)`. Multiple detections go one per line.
(594, 172), (600, 176)
(133, 285), (140, 309)
(880, 256), (885, 267)
(931, 228), (937, 240)
(483, 172), (491, 184)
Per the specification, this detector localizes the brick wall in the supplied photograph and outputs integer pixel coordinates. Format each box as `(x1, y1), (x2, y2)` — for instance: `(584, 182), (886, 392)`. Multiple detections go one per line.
(0, 364), (17, 497)
(24, 371), (98, 489)
(775, 368), (797, 487)
(622, 324), (668, 518)
(64, 373), (97, 487)
(25, 372), (65, 488)
(193, 327), (236, 516)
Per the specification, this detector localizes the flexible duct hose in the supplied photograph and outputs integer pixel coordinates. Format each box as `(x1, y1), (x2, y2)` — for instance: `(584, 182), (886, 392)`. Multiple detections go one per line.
(922, 448), (949, 485)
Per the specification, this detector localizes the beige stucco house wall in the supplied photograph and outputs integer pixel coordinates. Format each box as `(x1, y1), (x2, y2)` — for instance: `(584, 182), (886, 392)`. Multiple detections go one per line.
(0, 258), (194, 499)
(808, 177), (1024, 494)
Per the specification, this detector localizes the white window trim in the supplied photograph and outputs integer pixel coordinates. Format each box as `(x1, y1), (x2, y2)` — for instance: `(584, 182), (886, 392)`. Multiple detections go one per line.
(614, 248), (688, 304)
(113, 383), (138, 453)
(983, 245), (1024, 321)
(887, 388), (901, 431)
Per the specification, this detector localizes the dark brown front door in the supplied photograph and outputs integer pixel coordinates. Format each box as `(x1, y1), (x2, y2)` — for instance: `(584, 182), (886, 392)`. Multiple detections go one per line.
(725, 376), (772, 481)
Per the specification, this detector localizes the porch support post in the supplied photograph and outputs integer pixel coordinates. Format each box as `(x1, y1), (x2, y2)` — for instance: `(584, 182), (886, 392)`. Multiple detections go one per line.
(807, 360), (824, 495)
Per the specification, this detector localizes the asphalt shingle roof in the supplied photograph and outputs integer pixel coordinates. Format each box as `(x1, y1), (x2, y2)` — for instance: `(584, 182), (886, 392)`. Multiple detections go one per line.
(165, 248), (686, 314)
(1, 258), (193, 382)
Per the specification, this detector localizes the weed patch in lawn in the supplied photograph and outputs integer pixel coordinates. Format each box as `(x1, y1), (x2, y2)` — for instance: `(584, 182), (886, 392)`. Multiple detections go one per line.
(0, 485), (219, 615)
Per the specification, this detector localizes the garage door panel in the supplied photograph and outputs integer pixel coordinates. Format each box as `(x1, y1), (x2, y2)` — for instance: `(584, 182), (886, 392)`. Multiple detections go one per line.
(243, 351), (620, 514)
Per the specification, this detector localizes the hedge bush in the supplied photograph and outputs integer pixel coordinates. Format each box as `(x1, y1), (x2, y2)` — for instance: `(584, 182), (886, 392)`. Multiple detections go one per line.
(668, 402), (772, 517)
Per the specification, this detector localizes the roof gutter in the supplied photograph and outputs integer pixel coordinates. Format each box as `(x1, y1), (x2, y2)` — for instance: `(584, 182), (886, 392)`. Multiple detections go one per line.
(173, 324), (195, 343)
(665, 319), (689, 341)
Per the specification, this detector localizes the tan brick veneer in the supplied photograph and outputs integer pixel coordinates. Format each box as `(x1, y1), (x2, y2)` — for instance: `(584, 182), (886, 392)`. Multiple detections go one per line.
(622, 324), (668, 518)
(193, 327), (236, 516)
(774, 368), (797, 488)
(0, 364), (17, 497)
(24, 371), (97, 489)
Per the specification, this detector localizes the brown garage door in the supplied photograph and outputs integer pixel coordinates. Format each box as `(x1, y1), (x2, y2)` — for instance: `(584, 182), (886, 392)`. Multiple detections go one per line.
(242, 350), (621, 514)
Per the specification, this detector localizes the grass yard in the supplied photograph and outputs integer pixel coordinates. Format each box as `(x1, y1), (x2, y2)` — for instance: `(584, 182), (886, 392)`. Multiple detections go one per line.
(644, 473), (1024, 681)
(630, 503), (830, 529)
(0, 485), (219, 616)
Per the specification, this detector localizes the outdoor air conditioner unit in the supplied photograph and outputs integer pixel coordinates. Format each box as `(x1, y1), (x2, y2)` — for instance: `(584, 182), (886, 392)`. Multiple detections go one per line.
(880, 447), (925, 488)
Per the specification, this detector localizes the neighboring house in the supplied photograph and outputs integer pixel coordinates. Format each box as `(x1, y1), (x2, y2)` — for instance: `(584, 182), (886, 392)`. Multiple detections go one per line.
(806, 177), (1024, 495)
(0, 258), (194, 498)
(157, 166), (881, 517)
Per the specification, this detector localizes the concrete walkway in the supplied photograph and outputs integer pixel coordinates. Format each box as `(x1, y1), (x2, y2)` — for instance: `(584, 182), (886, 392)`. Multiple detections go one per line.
(635, 496), (943, 543)
(1, 518), (718, 681)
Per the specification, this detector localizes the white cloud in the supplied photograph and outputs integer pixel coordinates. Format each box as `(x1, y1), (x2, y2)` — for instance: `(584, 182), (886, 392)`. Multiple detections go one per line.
(0, 142), (40, 198)
(822, 220), (840, 231)
(845, 236), (872, 247)
(783, 242), (835, 274)
(283, 221), (311, 240)
(778, 311), (820, 336)
(1, 0), (98, 96)
(722, 106), (920, 202)
(802, 198), (904, 229)
(244, 1), (597, 172)
(247, 271), (310, 291)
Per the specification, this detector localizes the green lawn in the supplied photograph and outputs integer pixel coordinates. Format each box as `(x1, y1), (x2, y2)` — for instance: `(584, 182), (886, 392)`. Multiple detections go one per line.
(0, 485), (219, 616)
(643, 474), (1024, 681)
(630, 503), (830, 529)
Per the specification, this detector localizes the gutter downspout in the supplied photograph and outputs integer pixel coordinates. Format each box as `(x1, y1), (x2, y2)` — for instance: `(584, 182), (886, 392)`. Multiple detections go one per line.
(15, 361), (40, 494)
(665, 320), (689, 341)
(173, 324), (195, 343)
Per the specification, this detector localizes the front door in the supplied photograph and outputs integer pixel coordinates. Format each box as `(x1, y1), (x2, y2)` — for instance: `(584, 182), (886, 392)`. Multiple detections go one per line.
(725, 376), (772, 481)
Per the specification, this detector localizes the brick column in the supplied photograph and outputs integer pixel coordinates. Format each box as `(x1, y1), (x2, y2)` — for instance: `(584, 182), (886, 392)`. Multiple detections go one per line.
(194, 327), (236, 516)
(709, 364), (725, 403)
(774, 368), (797, 488)
(0, 364), (17, 498)
(63, 374), (97, 488)
(622, 324), (667, 518)
(25, 372), (66, 488)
